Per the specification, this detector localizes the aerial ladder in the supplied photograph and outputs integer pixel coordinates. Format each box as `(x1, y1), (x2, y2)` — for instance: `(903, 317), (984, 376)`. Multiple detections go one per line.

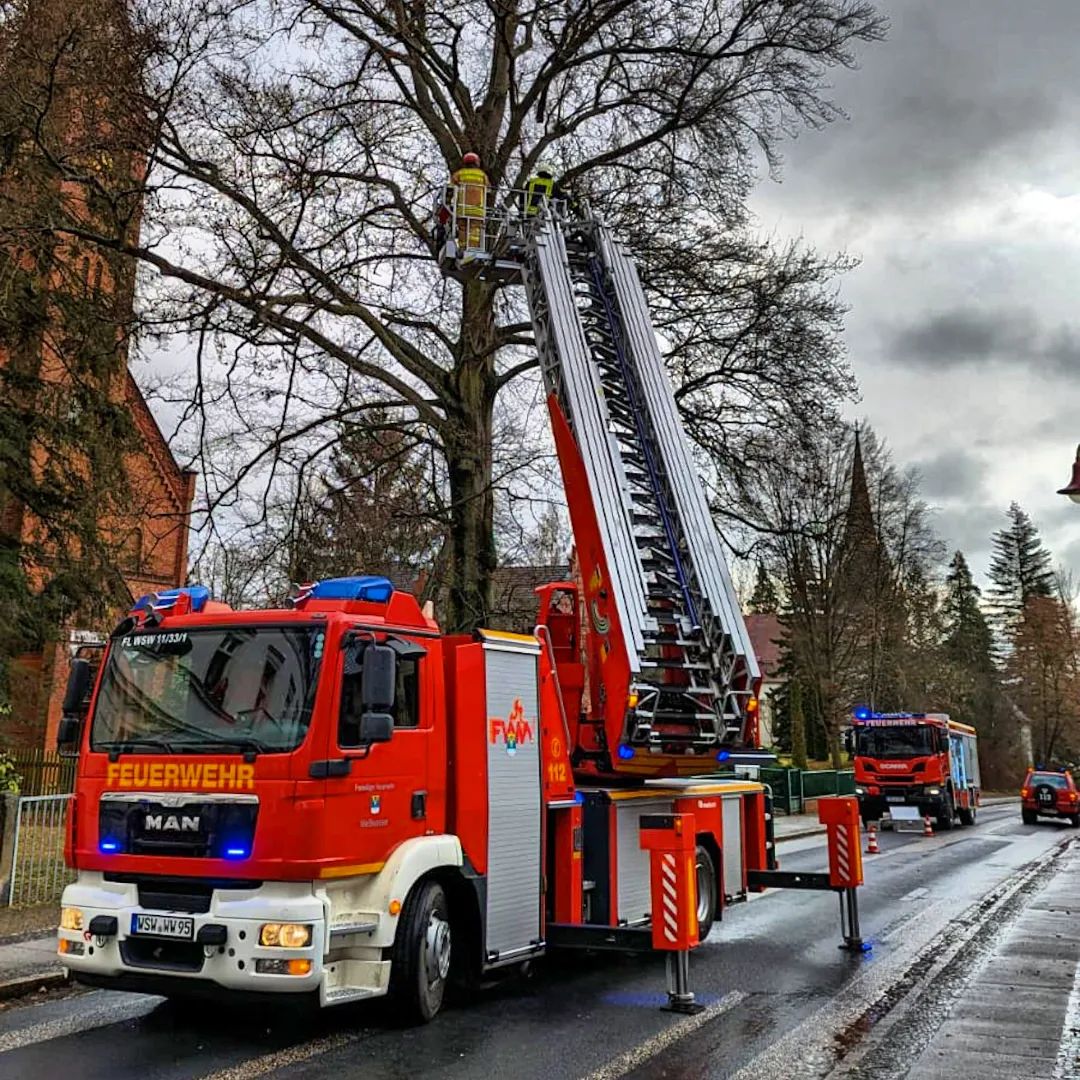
(437, 187), (762, 780)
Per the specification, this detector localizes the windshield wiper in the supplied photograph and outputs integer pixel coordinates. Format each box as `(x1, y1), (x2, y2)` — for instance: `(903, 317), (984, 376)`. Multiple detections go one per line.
(196, 736), (274, 757)
(96, 738), (180, 759)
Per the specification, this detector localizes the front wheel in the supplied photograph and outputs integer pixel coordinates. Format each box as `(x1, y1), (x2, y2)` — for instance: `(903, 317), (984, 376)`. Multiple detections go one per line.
(936, 805), (955, 832)
(390, 880), (452, 1024)
(695, 844), (718, 942)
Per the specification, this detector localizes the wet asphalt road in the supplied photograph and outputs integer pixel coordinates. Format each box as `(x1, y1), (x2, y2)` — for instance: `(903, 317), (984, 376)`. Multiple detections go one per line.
(0, 801), (1073, 1080)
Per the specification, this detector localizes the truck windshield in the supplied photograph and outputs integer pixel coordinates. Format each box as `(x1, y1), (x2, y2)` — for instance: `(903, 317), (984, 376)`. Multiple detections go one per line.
(855, 725), (935, 759)
(91, 626), (325, 754)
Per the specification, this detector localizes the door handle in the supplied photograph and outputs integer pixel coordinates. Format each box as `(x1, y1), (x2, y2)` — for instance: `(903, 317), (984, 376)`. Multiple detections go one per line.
(411, 791), (427, 820)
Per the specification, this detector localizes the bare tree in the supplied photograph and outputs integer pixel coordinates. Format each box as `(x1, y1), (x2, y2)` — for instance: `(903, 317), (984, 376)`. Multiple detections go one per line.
(3, 0), (884, 629)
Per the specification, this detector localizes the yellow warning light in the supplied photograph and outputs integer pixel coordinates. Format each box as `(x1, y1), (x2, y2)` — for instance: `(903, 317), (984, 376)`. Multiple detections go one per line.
(674, 818), (682, 835)
(628, 692), (639, 709)
(389, 900), (402, 916)
(747, 696), (759, 714)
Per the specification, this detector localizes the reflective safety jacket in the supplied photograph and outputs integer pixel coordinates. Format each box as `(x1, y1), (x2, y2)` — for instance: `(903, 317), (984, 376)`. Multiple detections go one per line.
(451, 167), (489, 217)
(526, 173), (554, 214)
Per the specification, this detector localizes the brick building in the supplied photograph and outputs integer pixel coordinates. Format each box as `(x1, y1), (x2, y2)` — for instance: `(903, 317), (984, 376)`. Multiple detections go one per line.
(0, 0), (194, 749)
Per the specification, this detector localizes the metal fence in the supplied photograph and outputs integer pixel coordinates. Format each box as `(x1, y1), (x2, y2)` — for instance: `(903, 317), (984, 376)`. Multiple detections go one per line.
(760, 768), (855, 815)
(9, 794), (74, 907)
(7, 748), (77, 796)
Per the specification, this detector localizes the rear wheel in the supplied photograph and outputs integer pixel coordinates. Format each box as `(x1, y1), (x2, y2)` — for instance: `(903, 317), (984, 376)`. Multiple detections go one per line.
(1022, 808), (1038, 825)
(1070, 814), (1080, 829)
(695, 844), (718, 942)
(389, 880), (452, 1024)
(958, 805), (976, 827)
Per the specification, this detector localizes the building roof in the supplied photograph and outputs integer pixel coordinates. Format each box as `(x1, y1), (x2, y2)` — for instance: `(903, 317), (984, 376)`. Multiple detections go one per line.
(745, 613), (786, 679)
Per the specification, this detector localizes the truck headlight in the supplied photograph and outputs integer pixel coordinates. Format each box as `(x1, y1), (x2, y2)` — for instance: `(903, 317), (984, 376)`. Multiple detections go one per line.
(260, 922), (312, 948)
(855, 787), (865, 796)
(927, 788), (941, 795)
(60, 907), (84, 931)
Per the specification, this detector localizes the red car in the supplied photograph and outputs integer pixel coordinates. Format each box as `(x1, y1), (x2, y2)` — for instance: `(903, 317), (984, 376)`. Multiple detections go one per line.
(1020, 768), (1080, 827)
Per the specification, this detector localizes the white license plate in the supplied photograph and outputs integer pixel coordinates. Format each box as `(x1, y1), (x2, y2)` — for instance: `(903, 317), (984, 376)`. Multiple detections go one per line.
(885, 795), (905, 804)
(131, 913), (194, 940)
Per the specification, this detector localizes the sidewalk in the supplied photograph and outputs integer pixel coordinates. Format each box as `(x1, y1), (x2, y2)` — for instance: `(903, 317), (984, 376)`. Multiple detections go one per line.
(906, 843), (1080, 1079)
(0, 932), (66, 1002)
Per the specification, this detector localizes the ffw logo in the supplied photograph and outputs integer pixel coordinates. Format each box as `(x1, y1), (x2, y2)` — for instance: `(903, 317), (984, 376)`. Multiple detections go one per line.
(144, 814), (201, 832)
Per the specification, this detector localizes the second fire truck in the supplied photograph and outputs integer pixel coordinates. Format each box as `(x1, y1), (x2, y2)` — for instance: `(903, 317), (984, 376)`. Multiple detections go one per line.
(851, 711), (981, 830)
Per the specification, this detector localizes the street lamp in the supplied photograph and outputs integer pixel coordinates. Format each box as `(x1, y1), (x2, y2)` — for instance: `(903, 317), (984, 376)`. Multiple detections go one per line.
(1058, 445), (1080, 504)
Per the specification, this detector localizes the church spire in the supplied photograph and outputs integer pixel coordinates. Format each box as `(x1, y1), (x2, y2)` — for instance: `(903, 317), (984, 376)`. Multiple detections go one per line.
(844, 426), (876, 548)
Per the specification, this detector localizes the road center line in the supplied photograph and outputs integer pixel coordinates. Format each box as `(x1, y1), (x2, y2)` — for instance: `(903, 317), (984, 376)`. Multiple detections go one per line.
(581, 990), (748, 1080)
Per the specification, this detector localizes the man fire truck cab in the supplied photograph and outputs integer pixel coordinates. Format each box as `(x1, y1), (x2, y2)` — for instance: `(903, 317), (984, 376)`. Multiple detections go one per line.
(55, 187), (865, 1022)
(850, 711), (980, 831)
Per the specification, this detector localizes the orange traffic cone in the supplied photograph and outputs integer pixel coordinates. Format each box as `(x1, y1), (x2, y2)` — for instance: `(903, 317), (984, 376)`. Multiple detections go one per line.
(923, 815), (934, 838)
(866, 822), (880, 854)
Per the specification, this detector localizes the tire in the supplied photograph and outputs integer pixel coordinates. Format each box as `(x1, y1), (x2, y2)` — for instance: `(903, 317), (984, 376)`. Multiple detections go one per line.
(936, 804), (955, 832)
(1022, 808), (1038, 825)
(389, 879), (452, 1024)
(694, 844), (718, 942)
(1070, 815), (1080, 829)
(958, 805), (976, 827)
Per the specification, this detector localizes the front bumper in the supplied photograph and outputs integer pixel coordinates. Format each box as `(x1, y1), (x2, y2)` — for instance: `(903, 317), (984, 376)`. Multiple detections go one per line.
(57, 873), (379, 1003)
(856, 785), (946, 815)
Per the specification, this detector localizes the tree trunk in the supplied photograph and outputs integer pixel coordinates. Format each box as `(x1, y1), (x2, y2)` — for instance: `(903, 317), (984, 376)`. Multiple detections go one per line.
(443, 282), (498, 632)
(790, 680), (809, 771)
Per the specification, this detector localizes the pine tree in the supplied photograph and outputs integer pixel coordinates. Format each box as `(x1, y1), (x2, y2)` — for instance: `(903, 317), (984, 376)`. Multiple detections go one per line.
(789, 679), (809, 770)
(941, 550), (998, 727)
(748, 560), (780, 614)
(988, 503), (1055, 641)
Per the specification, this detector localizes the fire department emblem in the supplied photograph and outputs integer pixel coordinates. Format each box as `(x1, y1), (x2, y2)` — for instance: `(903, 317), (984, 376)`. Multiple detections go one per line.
(489, 699), (534, 756)
(370, 795), (381, 814)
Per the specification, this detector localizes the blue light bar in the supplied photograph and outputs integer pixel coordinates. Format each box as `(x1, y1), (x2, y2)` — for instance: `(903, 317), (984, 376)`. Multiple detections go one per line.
(854, 707), (872, 720)
(133, 585), (211, 613)
(306, 576), (394, 604)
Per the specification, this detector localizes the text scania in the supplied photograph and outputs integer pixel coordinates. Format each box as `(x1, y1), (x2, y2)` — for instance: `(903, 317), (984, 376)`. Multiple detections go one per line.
(106, 762), (256, 790)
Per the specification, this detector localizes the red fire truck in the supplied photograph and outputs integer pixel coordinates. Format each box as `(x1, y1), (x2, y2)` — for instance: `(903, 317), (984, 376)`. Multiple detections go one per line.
(851, 711), (981, 831)
(55, 197), (863, 1020)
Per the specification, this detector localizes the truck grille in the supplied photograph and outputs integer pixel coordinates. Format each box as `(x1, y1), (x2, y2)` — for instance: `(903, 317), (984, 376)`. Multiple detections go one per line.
(99, 799), (258, 859)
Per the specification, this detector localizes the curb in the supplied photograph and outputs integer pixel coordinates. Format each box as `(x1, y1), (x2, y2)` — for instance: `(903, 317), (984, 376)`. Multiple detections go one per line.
(775, 826), (826, 843)
(0, 968), (69, 1003)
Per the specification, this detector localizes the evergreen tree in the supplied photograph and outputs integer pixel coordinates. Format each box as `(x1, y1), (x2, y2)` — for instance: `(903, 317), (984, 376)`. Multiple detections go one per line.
(789, 679), (809, 770)
(748, 560), (780, 614)
(987, 503), (1055, 641)
(941, 550), (998, 727)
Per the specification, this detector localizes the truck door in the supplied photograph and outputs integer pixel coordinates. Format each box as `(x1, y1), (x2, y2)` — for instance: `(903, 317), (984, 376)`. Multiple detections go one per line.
(320, 636), (434, 870)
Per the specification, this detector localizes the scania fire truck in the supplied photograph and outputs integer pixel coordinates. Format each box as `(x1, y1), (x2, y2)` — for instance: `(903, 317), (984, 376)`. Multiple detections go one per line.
(851, 711), (981, 831)
(55, 191), (862, 1020)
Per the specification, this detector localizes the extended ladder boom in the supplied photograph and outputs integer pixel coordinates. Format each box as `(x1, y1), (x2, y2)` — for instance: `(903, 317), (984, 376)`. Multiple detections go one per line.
(438, 192), (760, 778)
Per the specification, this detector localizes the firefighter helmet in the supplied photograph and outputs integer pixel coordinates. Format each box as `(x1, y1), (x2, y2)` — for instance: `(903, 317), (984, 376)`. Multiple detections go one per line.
(536, 162), (555, 178)
(462, 152), (481, 167)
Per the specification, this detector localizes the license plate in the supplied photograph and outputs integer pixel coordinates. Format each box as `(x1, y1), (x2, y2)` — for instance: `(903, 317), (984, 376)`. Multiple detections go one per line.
(131, 913), (194, 940)
(886, 795), (905, 804)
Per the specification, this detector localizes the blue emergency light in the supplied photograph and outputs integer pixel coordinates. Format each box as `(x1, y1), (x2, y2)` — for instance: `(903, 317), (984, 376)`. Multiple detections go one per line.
(716, 750), (731, 762)
(99, 840), (120, 853)
(224, 847), (248, 860)
(305, 576), (394, 603)
(133, 585), (211, 613)
(617, 745), (636, 760)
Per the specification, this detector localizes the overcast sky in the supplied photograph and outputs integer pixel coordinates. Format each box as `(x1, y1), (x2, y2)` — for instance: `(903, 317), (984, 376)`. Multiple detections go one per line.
(749, 0), (1080, 585)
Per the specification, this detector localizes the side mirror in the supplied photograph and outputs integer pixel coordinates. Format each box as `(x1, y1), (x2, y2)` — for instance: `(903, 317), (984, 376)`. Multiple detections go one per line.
(358, 712), (394, 745)
(57, 659), (92, 758)
(841, 729), (855, 754)
(62, 658), (93, 716)
(362, 644), (396, 710)
(57, 715), (81, 758)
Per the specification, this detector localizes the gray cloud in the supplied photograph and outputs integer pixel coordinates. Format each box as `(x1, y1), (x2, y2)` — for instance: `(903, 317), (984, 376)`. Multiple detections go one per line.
(887, 307), (1080, 375)
(930, 503), (1004, 565)
(912, 448), (988, 500)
